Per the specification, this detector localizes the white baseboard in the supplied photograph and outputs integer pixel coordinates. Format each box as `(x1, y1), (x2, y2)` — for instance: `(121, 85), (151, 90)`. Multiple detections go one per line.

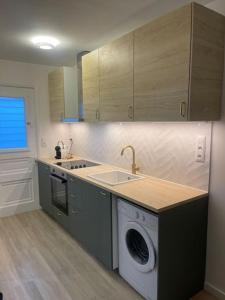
(205, 282), (225, 300)
(0, 201), (39, 218)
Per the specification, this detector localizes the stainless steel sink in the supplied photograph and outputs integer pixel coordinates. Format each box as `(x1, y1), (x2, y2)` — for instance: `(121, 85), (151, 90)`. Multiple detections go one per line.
(88, 170), (144, 186)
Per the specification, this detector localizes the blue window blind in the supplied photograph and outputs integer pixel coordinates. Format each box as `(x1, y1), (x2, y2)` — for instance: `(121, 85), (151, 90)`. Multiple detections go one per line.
(0, 97), (27, 150)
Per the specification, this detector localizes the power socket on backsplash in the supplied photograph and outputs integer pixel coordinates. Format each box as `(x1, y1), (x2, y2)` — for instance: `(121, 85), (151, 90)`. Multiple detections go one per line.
(195, 136), (206, 163)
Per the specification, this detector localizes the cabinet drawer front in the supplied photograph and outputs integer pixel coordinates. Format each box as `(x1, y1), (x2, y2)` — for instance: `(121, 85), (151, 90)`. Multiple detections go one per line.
(134, 5), (191, 121)
(38, 162), (50, 172)
(68, 175), (83, 188)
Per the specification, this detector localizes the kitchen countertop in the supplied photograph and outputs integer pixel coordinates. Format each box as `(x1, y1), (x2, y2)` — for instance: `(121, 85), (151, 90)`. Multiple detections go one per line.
(37, 156), (208, 213)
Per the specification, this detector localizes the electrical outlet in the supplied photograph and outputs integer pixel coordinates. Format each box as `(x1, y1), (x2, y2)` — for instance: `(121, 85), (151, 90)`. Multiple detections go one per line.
(195, 136), (206, 163)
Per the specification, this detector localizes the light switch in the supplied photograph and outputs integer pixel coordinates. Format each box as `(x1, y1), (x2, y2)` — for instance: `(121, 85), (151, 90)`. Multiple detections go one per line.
(195, 136), (206, 163)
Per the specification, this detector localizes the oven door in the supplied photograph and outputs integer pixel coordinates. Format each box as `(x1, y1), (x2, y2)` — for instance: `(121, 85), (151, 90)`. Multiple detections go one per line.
(50, 174), (68, 215)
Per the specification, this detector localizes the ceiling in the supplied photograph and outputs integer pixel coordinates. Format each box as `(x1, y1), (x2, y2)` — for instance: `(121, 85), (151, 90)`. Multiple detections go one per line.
(0, 0), (212, 66)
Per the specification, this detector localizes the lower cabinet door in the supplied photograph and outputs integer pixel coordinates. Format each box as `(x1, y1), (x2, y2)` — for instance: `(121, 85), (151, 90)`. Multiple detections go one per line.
(90, 186), (112, 270)
(37, 162), (54, 217)
(68, 176), (86, 243)
(68, 176), (113, 270)
(53, 206), (69, 231)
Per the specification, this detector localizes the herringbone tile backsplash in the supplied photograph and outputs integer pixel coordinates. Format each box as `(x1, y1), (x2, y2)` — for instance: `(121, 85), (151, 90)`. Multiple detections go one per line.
(69, 122), (212, 190)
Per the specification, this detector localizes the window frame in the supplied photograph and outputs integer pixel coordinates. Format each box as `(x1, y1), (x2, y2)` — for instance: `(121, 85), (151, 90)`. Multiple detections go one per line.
(0, 96), (29, 152)
(0, 86), (36, 159)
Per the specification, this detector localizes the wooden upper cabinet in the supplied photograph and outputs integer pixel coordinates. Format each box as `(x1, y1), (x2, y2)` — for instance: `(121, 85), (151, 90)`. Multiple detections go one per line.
(82, 3), (225, 122)
(190, 3), (225, 121)
(49, 67), (78, 122)
(134, 5), (191, 121)
(49, 68), (65, 122)
(134, 3), (225, 121)
(82, 50), (100, 122)
(99, 33), (134, 121)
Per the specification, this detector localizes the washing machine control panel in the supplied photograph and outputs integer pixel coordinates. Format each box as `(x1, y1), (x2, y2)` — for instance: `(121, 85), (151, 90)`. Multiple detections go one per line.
(118, 199), (158, 230)
(135, 211), (147, 222)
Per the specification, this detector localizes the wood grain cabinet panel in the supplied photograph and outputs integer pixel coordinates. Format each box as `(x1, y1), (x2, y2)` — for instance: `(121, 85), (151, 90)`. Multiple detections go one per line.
(134, 3), (225, 121)
(134, 5), (191, 121)
(189, 3), (225, 120)
(81, 3), (225, 122)
(48, 67), (78, 122)
(82, 50), (100, 122)
(49, 68), (65, 122)
(99, 33), (134, 121)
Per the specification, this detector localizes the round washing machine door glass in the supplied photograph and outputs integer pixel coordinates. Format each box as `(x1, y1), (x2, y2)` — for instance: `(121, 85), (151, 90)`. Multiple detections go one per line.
(124, 221), (156, 273)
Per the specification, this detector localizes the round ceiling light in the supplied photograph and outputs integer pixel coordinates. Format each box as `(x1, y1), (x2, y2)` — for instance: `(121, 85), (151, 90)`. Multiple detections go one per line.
(31, 36), (60, 50)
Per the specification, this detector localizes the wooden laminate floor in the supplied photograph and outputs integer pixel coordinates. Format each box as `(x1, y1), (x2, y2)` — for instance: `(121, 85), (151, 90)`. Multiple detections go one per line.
(0, 210), (217, 300)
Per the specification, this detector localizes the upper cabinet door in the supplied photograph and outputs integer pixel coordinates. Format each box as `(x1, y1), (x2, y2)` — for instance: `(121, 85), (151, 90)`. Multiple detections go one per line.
(48, 67), (78, 122)
(134, 5), (192, 121)
(99, 33), (134, 121)
(82, 50), (100, 122)
(48, 68), (65, 122)
(189, 3), (225, 121)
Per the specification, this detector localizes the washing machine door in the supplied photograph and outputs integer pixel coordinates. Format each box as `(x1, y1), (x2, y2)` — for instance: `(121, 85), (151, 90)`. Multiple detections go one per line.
(124, 221), (156, 273)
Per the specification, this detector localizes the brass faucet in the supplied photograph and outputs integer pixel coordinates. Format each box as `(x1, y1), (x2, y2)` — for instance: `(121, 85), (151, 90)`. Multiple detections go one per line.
(121, 145), (140, 174)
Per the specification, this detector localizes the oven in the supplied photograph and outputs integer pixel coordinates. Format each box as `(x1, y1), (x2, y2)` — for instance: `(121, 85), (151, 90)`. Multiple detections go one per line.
(50, 167), (68, 215)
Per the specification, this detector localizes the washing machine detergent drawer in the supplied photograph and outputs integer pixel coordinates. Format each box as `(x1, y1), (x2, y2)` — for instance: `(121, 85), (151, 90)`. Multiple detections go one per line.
(118, 199), (158, 229)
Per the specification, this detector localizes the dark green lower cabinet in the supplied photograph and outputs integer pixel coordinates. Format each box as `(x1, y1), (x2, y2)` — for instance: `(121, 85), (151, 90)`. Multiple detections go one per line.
(37, 162), (54, 217)
(38, 163), (113, 270)
(53, 207), (69, 231)
(68, 176), (112, 270)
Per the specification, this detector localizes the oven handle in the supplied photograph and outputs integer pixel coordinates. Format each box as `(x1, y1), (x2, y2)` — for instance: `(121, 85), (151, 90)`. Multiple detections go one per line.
(50, 174), (67, 184)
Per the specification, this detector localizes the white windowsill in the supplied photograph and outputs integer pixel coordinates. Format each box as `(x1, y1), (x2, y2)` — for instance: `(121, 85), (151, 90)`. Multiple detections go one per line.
(0, 148), (30, 153)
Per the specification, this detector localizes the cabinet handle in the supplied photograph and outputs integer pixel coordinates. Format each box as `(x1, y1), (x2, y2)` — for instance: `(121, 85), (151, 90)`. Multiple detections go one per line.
(100, 191), (107, 196)
(70, 193), (76, 198)
(128, 106), (133, 120)
(57, 211), (62, 216)
(180, 102), (186, 118)
(96, 109), (100, 120)
(72, 209), (79, 214)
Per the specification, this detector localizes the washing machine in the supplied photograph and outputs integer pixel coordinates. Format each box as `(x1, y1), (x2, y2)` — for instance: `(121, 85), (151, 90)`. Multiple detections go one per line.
(118, 198), (158, 300)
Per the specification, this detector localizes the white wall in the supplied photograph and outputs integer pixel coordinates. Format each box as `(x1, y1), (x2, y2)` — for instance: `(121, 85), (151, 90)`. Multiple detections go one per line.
(204, 1), (225, 298)
(0, 59), (70, 157)
(69, 122), (211, 190)
(0, 60), (69, 216)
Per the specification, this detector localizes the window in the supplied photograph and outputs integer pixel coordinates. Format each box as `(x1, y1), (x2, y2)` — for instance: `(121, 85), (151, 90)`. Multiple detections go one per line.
(0, 97), (27, 150)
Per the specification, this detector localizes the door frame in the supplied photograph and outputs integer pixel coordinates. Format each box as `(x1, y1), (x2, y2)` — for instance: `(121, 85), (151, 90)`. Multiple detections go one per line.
(0, 85), (39, 217)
